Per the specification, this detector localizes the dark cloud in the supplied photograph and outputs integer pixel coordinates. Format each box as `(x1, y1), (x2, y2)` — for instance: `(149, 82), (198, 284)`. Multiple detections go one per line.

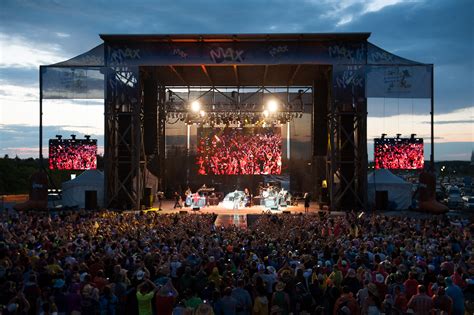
(429, 120), (473, 125)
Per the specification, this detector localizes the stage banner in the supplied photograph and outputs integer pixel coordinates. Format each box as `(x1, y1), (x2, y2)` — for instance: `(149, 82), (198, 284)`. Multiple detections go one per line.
(105, 41), (367, 66)
(332, 65), (366, 102)
(366, 65), (432, 99)
(42, 66), (104, 99)
(367, 43), (420, 65)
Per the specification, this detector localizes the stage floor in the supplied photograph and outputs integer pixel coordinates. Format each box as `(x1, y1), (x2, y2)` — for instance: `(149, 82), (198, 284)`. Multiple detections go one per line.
(147, 200), (322, 215)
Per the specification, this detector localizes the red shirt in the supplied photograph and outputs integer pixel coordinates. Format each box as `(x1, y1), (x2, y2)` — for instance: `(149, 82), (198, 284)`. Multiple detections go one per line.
(155, 295), (175, 315)
(404, 279), (419, 300)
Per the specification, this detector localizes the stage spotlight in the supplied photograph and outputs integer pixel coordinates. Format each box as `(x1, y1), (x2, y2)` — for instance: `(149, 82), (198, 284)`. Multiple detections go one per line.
(263, 110), (269, 118)
(190, 100), (201, 112)
(199, 110), (206, 117)
(267, 99), (279, 113)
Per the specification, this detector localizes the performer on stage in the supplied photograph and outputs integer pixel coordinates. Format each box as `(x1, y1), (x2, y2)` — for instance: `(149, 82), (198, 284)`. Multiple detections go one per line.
(304, 192), (310, 213)
(233, 190), (241, 210)
(156, 191), (164, 211)
(173, 191), (182, 209)
(244, 188), (251, 207)
(184, 187), (192, 207)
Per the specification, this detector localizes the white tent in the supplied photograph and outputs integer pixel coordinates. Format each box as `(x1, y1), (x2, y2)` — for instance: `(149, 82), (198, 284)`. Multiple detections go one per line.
(367, 169), (413, 210)
(61, 170), (104, 208)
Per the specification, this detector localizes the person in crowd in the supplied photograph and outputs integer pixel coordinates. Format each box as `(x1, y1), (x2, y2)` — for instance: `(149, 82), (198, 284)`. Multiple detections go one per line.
(136, 279), (158, 315)
(156, 278), (178, 315)
(444, 277), (465, 315)
(232, 278), (252, 315)
(407, 285), (432, 315)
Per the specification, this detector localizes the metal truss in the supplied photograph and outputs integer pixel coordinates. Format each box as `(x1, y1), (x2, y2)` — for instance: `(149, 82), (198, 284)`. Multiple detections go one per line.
(104, 66), (146, 209)
(327, 100), (368, 210)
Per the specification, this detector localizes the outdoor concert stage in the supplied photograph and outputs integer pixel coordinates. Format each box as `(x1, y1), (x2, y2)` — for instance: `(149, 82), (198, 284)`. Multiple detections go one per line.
(40, 33), (434, 212)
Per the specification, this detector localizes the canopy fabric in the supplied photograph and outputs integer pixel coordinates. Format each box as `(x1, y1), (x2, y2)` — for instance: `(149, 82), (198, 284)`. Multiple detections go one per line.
(40, 36), (432, 100)
(51, 44), (104, 67)
(367, 169), (413, 210)
(61, 170), (104, 208)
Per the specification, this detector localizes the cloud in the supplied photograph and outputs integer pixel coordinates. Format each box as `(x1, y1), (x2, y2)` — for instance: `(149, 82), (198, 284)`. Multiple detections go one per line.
(55, 32), (70, 38)
(426, 120), (473, 125)
(0, 33), (68, 68)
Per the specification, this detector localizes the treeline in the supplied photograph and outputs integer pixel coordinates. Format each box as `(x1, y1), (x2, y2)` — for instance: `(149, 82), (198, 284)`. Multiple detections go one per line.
(0, 155), (104, 195)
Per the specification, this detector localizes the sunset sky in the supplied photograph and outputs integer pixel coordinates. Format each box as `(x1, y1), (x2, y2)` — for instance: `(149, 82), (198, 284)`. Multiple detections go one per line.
(0, 0), (472, 160)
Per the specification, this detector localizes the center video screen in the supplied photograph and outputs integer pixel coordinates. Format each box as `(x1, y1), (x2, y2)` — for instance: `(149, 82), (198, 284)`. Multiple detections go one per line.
(49, 138), (98, 170)
(374, 137), (424, 170)
(197, 127), (282, 175)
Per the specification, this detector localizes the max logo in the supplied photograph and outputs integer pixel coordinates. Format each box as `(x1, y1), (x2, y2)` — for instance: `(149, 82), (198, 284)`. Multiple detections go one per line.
(209, 47), (245, 63)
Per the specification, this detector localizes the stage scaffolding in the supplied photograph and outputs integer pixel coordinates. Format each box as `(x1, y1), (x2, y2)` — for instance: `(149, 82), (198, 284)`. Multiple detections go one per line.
(41, 33), (433, 211)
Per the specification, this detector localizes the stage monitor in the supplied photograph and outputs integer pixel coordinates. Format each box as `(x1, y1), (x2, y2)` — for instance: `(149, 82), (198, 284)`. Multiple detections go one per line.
(197, 126), (282, 175)
(49, 138), (97, 170)
(374, 137), (424, 170)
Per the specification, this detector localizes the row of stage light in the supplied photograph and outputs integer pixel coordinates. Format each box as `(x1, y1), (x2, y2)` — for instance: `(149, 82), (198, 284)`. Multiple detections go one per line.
(166, 99), (303, 126)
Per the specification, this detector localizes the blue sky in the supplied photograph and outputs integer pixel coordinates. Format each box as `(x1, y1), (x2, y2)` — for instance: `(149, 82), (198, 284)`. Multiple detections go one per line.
(0, 0), (472, 160)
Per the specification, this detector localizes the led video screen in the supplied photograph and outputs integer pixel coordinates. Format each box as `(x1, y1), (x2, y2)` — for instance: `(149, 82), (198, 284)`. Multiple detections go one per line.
(197, 127), (282, 175)
(374, 137), (424, 170)
(49, 138), (97, 170)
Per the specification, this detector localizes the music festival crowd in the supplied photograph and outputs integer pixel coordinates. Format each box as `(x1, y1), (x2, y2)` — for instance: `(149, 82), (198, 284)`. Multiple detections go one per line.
(197, 129), (282, 175)
(0, 210), (472, 315)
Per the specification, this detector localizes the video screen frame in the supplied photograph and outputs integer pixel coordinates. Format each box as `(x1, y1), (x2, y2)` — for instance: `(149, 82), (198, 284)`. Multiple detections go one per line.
(48, 138), (98, 170)
(374, 137), (424, 170)
(196, 126), (282, 175)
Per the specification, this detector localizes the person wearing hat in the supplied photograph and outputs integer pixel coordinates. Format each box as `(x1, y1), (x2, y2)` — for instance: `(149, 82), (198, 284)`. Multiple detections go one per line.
(272, 282), (290, 315)
(361, 283), (382, 315)
(334, 286), (360, 315)
(444, 277), (464, 315)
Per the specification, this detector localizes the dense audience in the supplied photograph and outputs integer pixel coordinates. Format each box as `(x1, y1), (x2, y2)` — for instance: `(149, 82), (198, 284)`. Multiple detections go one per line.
(197, 128), (282, 175)
(0, 210), (473, 314)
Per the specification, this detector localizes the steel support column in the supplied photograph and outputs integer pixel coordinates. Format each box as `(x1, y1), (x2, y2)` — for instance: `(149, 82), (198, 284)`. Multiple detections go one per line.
(104, 65), (144, 209)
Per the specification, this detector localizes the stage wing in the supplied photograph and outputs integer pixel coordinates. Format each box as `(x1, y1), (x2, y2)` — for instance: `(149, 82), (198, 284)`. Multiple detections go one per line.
(41, 44), (104, 100)
(366, 43), (432, 99)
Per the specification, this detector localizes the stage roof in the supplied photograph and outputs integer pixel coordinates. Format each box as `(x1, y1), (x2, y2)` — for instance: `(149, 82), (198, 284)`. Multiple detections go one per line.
(42, 33), (432, 99)
(99, 33), (371, 43)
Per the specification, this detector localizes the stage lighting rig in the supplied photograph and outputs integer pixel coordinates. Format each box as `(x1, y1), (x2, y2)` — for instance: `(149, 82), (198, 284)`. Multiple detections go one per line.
(267, 99), (279, 113)
(190, 100), (201, 112)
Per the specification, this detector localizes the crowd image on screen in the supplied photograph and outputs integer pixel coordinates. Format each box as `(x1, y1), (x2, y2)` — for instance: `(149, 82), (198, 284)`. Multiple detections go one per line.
(196, 127), (282, 175)
(374, 138), (424, 170)
(49, 139), (97, 170)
